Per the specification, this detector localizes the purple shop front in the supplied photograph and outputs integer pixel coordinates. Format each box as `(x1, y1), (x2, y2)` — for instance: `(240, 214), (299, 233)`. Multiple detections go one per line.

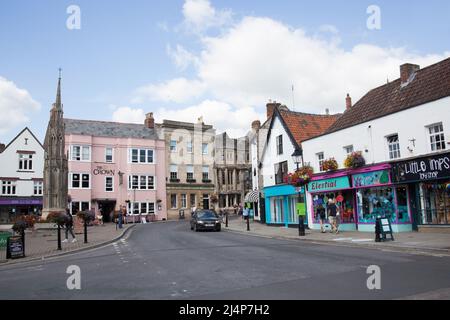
(306, 163), (413, 233)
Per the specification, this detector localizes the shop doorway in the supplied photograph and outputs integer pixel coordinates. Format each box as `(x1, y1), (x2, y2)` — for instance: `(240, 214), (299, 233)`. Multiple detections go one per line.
(98, 201), (116, 223)
(202, 194), (210, 210)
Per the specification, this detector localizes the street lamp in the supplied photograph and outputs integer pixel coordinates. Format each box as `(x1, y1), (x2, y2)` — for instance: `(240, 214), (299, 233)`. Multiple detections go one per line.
(292, 148), (306, 236)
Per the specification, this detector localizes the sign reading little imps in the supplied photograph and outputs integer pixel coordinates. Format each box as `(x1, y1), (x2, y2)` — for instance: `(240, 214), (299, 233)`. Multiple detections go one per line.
(392, 152), (450, 183)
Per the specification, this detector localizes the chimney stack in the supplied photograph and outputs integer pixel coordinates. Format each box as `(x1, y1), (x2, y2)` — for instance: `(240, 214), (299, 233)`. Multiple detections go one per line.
(266, 101), (281, 119)
(0, 143), (5, 153)
(325, 108), (329, 115)
(346, 94), (352, 110)
(145, 112), (155, 129)
(400, 63), (420, 85)
(251, 120), (261, 131)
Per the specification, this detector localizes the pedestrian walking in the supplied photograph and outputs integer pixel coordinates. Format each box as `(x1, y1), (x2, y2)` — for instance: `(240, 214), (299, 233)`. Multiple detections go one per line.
(63, 211), (77, 243)
(316, 204), (326, 233)
(327, 199), (339, 234)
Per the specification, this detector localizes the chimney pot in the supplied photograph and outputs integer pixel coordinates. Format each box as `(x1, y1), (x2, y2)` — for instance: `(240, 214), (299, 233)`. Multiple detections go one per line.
(144, 112), (155, 129)
(400, 63), (420, 85)
(325, 108), (329, 115)
(346, 94), (352, 110)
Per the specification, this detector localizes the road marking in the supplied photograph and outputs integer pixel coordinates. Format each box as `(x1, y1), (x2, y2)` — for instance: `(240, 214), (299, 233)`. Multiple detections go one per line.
(351, 239), (373, 242)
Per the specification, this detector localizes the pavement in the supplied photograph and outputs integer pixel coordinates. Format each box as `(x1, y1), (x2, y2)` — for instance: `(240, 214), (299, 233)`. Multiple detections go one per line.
(0, 222), (135, 265)
(1, 220), (450, 300)
(224, 216), (450, 256)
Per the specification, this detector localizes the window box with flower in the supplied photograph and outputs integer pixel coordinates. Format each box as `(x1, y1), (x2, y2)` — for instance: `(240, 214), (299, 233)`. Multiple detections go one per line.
(322, 158), (339, 171)
(344, 152), (366, 169)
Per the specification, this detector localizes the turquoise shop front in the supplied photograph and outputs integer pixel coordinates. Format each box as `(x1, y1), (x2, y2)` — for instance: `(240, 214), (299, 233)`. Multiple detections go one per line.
(263, 184), (307, 227)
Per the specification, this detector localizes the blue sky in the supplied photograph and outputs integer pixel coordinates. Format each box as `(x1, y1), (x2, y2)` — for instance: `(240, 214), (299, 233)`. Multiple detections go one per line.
(1, 0), (449, 143)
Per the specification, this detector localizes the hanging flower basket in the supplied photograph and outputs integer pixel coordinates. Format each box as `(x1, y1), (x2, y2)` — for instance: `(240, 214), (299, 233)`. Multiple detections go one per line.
(322, 158), (339, 171)
(285, 165), (314, 187)
(47, 211), (66, 226)
(210, 194), (219, 204)
(344, 152), (366, 169)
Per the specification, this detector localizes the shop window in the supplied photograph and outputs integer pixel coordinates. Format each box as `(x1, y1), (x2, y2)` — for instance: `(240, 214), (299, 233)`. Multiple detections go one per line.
(312, 191), (355, 224)
(387, 134), (401, 159)
(427, 123), (446, 151)
(418, 183), (449, 225)
(270, 197), (284, 223)
(356, 187), (396, 224)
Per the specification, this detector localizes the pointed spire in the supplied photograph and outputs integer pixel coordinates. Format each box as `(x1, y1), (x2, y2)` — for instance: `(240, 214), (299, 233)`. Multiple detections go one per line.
(55, 68), (62, 110)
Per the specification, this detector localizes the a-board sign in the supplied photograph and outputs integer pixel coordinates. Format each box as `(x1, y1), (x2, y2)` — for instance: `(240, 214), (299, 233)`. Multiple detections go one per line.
(7, 236), (25, 259)
(377, 217), (394, 242)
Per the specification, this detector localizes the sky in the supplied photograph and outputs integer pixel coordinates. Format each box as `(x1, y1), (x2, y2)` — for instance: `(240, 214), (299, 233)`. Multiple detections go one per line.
(1, 0), (450, 143)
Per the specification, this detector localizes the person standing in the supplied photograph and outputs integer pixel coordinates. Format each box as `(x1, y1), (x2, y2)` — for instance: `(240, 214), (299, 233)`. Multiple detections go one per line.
(327, 199), (339, 234)
(316, 204), (327, 233)
(243, 205), (249, 222)
(63, 211), (77, 243)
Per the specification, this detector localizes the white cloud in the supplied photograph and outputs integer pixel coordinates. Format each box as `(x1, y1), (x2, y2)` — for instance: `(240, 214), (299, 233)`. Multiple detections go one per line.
(132, 2), (450, 136)
(111, 106), (146, 124)
(0, 77), (40, 136)
(132, 78), (206, 104)
(167, 44), (199, 71)
(196, 17), (449, 113)
(182, 0), (232, 33)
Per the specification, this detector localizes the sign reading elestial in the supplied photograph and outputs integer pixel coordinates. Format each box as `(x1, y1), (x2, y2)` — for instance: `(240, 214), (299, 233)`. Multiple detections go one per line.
(392, 152), (450, 183)
(308, 176), (350, 192)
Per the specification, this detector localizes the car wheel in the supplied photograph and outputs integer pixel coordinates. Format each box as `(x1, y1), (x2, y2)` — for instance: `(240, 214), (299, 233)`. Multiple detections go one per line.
(194, 224), (199, 232)
(216, 226), (221, 232)
(190, 224), (194, 230)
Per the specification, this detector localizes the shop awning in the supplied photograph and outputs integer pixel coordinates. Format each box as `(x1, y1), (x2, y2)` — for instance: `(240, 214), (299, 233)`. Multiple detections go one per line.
(244, 190), (260, 203)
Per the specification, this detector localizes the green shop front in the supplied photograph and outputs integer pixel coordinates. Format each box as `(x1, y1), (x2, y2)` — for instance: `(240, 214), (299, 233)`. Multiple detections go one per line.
(307, 163), (413, 232)
(263, 184), (307, 227)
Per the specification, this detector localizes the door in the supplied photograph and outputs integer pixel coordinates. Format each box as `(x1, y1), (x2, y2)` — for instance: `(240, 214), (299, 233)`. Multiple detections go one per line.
(202, 194), (210, 210)
(99, 201), (116, 222)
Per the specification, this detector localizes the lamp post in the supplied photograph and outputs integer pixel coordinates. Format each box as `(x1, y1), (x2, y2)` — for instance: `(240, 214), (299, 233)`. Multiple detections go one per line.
(292, 148), (306, 236)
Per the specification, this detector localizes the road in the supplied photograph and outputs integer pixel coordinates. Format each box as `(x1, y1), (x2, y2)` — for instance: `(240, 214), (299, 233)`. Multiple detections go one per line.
(1, 221), (450, 300)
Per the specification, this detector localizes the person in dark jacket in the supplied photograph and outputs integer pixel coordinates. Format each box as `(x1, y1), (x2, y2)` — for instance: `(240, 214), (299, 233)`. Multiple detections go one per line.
(63, 211), (77, 243)
(316, 204), (327, 233)
(327, 199), (339, 234)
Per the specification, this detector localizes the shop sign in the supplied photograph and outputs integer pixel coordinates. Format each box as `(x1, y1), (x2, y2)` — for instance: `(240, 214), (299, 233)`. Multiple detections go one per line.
(93, 166), (115, 176)
(392, 153), (450, 183)
(308, 176), (350, 192)
(352, 170), (390, 188)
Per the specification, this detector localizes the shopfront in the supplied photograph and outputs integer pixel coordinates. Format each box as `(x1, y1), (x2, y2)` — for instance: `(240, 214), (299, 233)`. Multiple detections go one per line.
(308, 164), (413, 232)
(263, 184), (307, 227)
(391, 152), (450, 229)
(0, 197), (43, 223)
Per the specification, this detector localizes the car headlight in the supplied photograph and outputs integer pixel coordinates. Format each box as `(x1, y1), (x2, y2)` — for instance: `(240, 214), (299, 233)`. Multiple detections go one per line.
(216, 220), (221, 224)
(198, 221), (205, 224)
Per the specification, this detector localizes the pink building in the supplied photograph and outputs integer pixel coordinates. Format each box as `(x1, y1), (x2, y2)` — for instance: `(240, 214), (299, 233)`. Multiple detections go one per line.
(64, 114), (167, 221)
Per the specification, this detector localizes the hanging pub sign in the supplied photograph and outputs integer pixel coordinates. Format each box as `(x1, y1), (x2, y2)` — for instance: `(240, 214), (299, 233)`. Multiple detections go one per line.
(392, 152), (450, 183)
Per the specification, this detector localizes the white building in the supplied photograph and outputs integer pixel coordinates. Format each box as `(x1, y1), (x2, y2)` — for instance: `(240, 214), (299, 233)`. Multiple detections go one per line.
(0, 128), (45, 223)
(302, 58), (450, 232)
(257, 104), (340, 227)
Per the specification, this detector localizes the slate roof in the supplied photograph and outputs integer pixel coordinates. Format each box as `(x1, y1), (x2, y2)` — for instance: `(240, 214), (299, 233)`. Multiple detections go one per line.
(64, 119), (158, 139)
(325, 56), (450, 135)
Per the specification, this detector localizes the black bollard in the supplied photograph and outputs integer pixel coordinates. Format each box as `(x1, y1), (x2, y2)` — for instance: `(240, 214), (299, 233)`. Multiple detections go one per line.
(225, 213), (229, 227)
(298, 216), (305, 236)
(84, 219), (88, 244)
(57, 224), (62, 250)
(246, 216), (250, 231)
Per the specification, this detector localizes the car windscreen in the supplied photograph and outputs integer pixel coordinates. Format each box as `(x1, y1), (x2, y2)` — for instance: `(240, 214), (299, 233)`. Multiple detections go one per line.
(197, 211), (218, 219)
